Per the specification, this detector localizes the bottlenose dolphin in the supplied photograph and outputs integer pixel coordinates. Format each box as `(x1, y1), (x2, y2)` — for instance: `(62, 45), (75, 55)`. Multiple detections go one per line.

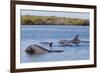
(58, 35), (80, 45)
(25, 44), (63, 55)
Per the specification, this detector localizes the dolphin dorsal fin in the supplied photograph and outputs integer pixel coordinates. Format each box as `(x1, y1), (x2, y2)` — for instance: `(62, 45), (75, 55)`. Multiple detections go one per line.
(72, 35), (79, 41)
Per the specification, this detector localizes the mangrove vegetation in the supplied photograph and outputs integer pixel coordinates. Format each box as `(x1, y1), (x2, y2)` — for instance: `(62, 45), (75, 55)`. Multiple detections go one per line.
(21, 15), (89, 26)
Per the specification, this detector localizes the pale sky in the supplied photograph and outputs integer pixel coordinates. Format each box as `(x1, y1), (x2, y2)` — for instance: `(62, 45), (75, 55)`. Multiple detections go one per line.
(21, 10), (90, 20)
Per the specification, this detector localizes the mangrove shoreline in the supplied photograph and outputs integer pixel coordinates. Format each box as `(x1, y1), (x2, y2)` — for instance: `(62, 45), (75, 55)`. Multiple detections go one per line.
(21, 15), (89, 26)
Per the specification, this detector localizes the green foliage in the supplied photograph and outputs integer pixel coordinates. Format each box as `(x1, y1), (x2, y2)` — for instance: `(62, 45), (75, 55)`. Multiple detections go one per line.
(21, 15), (89, 26)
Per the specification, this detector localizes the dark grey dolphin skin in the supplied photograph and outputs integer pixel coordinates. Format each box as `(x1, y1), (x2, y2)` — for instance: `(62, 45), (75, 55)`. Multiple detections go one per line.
(58, 35), (80, 45)
(70, 35), (80, 45)
(25, 44), (63, 55)
(40, 42), (51, 44)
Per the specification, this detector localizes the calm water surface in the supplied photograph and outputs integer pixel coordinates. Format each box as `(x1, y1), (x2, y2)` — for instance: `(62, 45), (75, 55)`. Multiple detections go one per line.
(21, 25), (89, 63)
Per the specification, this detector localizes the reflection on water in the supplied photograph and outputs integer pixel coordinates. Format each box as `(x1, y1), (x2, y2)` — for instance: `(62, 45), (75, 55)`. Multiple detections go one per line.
(21, 25), (89, 63)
